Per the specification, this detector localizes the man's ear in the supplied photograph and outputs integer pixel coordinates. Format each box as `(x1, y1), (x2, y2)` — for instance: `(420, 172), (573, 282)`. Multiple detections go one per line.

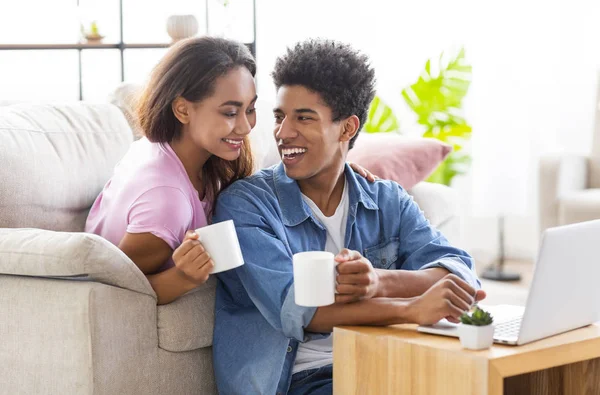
(172, 97), (191, 124)
(340, 115), (360, 143)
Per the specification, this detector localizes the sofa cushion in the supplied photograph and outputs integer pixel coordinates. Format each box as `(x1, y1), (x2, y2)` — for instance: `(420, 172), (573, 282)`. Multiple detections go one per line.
(0, 103), (133, 232)
(0, 228), (155, 298)
(348, 133), (452, 190)
(408, 182), (461, 245)
(108, 82), (144, 139)
(559, 189), (600, 225)
(157, 276), (216, 351)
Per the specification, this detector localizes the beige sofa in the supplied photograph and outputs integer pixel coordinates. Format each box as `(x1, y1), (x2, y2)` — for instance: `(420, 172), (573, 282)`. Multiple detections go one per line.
(538, 76), (600, 232)
(0, 101), (461, 395)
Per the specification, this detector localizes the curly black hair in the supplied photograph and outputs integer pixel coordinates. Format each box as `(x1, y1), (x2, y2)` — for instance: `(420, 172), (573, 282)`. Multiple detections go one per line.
(271, 39), (376, 149)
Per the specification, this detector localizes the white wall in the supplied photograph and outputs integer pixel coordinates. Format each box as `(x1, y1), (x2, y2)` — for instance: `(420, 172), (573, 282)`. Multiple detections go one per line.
(254, 0), (600, 263)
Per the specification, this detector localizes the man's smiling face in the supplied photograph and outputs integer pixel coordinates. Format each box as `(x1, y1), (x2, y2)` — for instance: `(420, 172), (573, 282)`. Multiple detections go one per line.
(273, 85), (346, 181)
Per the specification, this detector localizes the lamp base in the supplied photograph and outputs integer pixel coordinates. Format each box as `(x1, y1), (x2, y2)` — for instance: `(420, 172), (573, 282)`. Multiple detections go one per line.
(481, 265), (522, 282)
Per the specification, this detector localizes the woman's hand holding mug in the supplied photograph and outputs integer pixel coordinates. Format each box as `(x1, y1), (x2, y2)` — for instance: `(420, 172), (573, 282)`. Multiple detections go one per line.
(172, 231), (214, 285)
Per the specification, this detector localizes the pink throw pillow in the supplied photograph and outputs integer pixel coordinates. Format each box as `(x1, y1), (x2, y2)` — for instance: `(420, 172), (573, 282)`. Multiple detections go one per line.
(347, 133), (452, 190)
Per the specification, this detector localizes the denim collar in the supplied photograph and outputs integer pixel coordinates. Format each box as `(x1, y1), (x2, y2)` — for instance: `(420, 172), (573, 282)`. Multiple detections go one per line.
(273, 162), (379, 227)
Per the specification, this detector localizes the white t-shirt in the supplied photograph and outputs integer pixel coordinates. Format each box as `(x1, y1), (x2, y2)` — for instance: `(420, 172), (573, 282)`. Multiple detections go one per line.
(293, 179), (349, 374)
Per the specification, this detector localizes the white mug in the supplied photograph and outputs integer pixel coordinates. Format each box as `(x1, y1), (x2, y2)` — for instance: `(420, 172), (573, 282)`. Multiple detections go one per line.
(195, 220), (244, 274)
(293, 251), (337, 307)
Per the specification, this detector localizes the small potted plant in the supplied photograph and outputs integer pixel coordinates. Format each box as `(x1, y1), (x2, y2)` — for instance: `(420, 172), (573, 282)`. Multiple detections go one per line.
(81, 21), (104, 43)
(458, 306), (495, 350)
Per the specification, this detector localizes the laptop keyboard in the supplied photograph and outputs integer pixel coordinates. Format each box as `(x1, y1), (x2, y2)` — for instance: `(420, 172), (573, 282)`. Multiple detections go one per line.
(495, 317), (522, 338)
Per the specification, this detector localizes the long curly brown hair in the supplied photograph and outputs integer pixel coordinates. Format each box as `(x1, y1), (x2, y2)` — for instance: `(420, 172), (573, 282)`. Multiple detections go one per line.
(136, 36), (255, 214)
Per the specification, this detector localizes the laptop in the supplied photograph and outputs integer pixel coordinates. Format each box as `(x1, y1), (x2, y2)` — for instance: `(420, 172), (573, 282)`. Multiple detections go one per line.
(417, 220), (600, 346)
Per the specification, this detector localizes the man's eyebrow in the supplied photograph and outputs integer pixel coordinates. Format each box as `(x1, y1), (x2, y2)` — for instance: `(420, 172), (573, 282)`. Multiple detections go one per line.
(295, 108), (318, 114)
(272, 108), (318, 115)
(220, 95), (258, 107)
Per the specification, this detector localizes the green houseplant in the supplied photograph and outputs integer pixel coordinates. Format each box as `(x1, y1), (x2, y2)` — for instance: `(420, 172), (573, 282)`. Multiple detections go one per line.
(364, 47), (472, 186)
(363, 96), (400, 134)
(458, 306), (495, 350)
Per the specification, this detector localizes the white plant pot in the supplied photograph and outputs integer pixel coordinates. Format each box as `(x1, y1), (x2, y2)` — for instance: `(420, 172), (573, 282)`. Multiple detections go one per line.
(458, 324), (495, 350)
(166, 15), (199, 42)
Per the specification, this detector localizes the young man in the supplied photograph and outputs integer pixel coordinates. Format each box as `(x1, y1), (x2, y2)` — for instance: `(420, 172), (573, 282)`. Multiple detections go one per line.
(212, 39), (485, 395)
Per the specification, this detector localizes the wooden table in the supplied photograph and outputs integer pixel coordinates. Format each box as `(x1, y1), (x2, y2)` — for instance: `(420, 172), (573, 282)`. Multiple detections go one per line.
(333, 324), (600, 394)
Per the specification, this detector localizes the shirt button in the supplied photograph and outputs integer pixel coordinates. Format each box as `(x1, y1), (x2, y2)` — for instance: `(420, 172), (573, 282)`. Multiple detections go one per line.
(287, 346), (292, 353)
(382, 258), (387, 265)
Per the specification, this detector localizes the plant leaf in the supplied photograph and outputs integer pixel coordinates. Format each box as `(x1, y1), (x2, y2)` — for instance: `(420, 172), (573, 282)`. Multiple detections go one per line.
(403, 46), (473, 186)
(460, 306), (494, 326)
(364, 96), (400, 133)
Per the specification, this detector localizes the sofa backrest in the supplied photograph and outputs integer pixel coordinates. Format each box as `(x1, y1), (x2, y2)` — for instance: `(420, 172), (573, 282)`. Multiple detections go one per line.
(0, 103), (133, 232)
(590, 71), (600, 188)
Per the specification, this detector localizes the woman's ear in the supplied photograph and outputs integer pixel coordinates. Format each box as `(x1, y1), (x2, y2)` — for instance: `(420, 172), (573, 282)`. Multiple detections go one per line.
(172, 97), (191, 124)
(340, 115), (360, 143)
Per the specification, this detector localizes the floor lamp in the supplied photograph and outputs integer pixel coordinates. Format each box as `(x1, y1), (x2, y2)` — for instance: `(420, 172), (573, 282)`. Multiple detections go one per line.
(481, 215), (521, 281)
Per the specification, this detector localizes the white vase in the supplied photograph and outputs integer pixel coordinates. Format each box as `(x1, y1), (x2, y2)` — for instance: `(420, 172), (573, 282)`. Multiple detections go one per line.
(458, 324), (495, 350)
(166, 15), (199, 42)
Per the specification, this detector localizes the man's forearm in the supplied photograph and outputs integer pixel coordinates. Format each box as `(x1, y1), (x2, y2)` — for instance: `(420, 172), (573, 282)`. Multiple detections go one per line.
(375, 267), (450, 298)
(305, 297), (414, 333)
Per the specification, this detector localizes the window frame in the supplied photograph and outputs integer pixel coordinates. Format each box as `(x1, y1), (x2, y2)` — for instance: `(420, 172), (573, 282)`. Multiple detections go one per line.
(0, 0), (257, 100)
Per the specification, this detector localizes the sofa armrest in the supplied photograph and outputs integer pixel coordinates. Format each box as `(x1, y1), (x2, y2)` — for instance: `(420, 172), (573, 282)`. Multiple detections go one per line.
(538, 154), (589, 232)
(408, 182), (461, 245)
(158, 276), (216, 352)
(0, 275), (160, 394)
(0, 228), (155, 299)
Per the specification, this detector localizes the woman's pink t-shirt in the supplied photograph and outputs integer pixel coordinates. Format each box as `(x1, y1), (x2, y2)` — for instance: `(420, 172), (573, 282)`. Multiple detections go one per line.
(85, 137), (208, 271)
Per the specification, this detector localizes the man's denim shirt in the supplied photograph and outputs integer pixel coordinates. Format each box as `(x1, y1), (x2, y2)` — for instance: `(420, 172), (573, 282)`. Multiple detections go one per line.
(212, 163), (480, 395)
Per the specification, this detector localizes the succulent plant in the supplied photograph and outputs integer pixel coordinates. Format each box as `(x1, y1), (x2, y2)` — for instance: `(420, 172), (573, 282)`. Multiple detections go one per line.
(460, 306), (494, 326)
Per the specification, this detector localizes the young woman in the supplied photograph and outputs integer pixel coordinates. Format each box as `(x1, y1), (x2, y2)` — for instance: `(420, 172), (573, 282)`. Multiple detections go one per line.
(86, 36), (376, 305)
(85, 36), (257, 305)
